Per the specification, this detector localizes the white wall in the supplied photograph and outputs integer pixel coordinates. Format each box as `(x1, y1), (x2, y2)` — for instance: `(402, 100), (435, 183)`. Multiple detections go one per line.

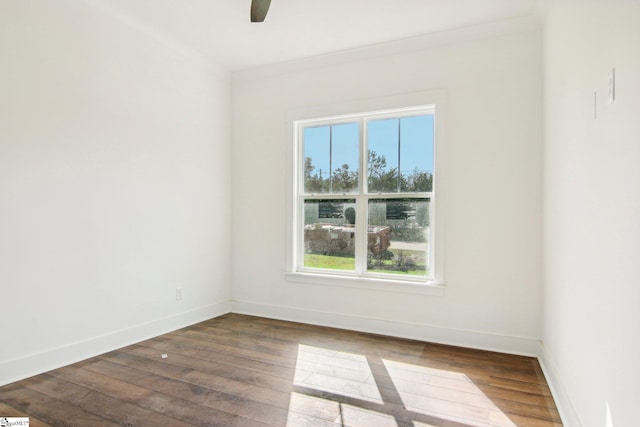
(231, 28), (543, 354)
(0, 0), (231, 385)
(542, 2), (640, 425)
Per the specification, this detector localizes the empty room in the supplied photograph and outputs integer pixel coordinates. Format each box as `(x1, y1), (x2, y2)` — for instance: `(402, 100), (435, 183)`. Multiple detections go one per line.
(1, 0), (638, 426)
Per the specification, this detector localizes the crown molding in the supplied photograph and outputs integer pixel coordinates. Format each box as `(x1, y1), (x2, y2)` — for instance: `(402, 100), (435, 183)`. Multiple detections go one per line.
(232, 15), (541, 83)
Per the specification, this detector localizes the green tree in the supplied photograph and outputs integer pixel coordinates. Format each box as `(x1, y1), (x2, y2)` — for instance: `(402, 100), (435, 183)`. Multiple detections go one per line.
(304, 157), (314, 181)
(402, 167), (433, 192)
(368, 150), (402, 192)
(304, 157), (326, 193)
(331, 164), (358, 192)
(368, 150), (387, 177)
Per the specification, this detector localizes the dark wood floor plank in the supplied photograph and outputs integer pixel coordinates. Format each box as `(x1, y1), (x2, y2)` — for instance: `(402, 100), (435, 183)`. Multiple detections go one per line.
(136, 337), (297, 379)
(49, 362), (268, 427)
(196, 317), (428, 365)
(128, 344), (295, 391)
(78, 358), (284, 426)
(20, 373), (196, 427)
(0, 313), (562, 426)
(99, 350), (293, 409)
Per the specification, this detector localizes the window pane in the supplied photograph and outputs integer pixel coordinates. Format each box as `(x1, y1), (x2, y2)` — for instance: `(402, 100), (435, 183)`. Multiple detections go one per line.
(368, 115), (434, 193)
(304, 199), (356, 271)
(368, 118), (400, 193)
(400, 115), (434, 192)
(367, 198), (429, 276)
(303, 123), (359, 194)
(330, 123), (359, 193)
(303, 126), (330, 193)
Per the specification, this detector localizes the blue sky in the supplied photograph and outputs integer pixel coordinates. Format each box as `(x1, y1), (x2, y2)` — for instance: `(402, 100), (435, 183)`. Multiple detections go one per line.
(303, 115), (434, 181)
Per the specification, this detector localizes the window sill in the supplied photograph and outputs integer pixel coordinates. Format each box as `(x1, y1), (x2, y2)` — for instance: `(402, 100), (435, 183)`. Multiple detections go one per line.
(285, 271), (445, 296)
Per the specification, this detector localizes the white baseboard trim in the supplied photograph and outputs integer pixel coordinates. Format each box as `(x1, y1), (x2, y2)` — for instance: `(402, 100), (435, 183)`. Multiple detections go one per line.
(0, 301), (231, 387)
(538, 343), (582, 426)
(230, 300), (541, 357)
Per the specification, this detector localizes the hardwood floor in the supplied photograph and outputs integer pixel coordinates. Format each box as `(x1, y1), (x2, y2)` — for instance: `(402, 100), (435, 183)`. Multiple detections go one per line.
(0, 314), (561, 426)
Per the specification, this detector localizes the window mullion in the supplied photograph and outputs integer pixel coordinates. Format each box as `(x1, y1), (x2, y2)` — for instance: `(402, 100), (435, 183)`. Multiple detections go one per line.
(355, 117), (368, 275)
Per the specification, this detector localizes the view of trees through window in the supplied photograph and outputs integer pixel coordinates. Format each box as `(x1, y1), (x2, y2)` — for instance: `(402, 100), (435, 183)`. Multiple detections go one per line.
(299, 112), (434, 278)
(304, 149), (432, 194)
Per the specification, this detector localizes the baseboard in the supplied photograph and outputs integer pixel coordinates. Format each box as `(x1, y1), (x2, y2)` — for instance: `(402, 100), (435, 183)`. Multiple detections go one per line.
(538, 342), (582, 426)
(0, 301), (231, 387)
(230, 299), (541, 357)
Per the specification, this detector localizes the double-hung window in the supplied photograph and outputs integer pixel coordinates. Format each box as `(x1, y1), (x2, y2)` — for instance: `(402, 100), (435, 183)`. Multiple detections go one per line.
(292, 105), (438, 286)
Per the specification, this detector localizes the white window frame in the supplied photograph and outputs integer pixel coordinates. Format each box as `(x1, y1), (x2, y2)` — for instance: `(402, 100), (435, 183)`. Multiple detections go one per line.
(285, 91), (446, 296)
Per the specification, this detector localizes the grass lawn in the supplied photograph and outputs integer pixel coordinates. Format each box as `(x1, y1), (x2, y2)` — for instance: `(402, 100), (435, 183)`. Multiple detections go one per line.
(304, 254), (355, 270)
(304, 250), (427, 276)
(368, 268), (427, 276)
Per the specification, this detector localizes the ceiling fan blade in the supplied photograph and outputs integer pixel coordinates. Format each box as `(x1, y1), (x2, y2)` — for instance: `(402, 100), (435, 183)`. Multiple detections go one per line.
(251, 0), (271, 22)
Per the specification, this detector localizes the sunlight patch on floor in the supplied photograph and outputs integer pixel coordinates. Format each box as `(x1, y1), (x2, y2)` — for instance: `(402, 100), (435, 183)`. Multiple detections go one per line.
(293, 344), (383, 404)
(383, 359), (517, 427)
(287, 344), (518, 427)
(286, 392), (341, 426)
(338, 403), (399, 427)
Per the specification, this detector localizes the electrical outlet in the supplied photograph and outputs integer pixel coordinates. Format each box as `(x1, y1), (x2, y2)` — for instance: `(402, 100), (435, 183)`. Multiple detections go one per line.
(176, 287), (183, 301)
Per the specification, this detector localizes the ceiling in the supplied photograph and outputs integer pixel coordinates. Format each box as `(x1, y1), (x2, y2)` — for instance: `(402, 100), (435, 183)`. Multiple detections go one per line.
(99, 0), (538, 70)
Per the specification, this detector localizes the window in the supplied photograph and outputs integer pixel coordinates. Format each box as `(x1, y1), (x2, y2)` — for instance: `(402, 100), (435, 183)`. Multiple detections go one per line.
(292, 106), (438, 286)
